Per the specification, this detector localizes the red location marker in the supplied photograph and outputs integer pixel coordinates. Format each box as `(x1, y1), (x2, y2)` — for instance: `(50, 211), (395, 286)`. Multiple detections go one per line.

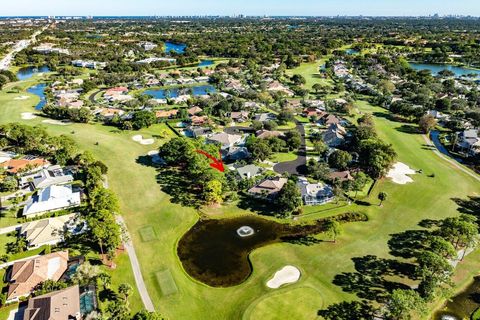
(195, 149), (225, 172)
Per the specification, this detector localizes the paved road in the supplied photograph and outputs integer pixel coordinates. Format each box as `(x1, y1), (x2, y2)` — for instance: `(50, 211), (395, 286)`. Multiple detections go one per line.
(224, 126), (255, 135)
(422, 134), (480, 183)
(273, 121), (307, 175)
(88, 89), (104, 103)
(116, 216), (155, 312)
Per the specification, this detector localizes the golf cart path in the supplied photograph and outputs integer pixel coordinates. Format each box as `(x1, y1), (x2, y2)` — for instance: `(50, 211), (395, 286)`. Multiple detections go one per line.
(116, 215), (155, 312)
(422, 134), (480, 183)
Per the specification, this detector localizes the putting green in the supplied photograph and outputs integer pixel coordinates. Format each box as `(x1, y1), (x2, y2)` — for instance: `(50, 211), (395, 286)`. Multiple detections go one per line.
(243, 287), (323, 320)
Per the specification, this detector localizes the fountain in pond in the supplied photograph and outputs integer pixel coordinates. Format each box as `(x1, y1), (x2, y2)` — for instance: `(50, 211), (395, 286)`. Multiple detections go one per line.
(237, 226), (254, 237)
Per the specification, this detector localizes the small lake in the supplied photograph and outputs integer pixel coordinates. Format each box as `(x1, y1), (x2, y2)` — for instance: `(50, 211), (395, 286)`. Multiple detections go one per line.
(409, 63), (480, 77)
(144, 85), (216, 99)
(165, 41), (186, 54)
(434, 276), (480, 320)
(17, 66), (50, 81)
(27, 83), (47, 110)
(177, 213), (366, 287)
(198, 60), (214, 67)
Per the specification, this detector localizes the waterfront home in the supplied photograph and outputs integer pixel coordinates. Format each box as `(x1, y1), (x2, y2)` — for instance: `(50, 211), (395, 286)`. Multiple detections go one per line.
(19, 165), (74, 190)
(22, 184), (81, 217)
(0, 156), (50, 175)
(248, 177), (288, 200)
(19, 213), (79, 250)
(6, 251), (69, 303)
(139, 41), (158, 51)
(23, 285), (81, 320)
(457, 128), (480, 156)
(297, 177), (334, 205)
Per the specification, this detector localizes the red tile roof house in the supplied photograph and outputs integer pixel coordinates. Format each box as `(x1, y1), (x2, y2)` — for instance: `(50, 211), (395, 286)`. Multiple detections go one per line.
(188, 106), (203, 116)
(155, 109), (179, 119)
(248, 177), (288, 200)
(0, 157), (50, 175)
(104, 87), (128, 97)
(6, 251), (69, 303)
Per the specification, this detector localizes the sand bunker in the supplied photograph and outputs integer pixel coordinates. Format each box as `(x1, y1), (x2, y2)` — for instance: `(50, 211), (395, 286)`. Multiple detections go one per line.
(132, 135), (154, 145)
(387, 162), (416, 184)
(21, 112), (36, 120)
(14, 96), (29, 100)
(42, 119), (71, 126)
(266, 266), (301, 289)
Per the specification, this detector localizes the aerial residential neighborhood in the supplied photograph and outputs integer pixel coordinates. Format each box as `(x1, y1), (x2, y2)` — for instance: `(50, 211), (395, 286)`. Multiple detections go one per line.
(0, 1), (478, 320)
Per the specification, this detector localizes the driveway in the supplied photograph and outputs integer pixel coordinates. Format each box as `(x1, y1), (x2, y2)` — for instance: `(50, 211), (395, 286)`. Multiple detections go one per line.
(88, 89), (104, 103)
(224, 126), (255, 135)
(273, 121), (307, 175)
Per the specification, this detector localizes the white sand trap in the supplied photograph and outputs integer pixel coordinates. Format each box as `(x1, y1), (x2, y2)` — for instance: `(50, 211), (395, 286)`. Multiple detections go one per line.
(14, 96), (30, 100)
(132, 135), (154, 145)
(387, 162), (416, 184)
(147, 150), (159, 156)
(266, 265), (301, 289)
(42, 119), (71, 126)
(21, 112), (36, 120)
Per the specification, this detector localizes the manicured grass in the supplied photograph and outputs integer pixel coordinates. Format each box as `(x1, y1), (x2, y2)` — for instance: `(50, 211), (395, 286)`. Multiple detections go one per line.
(286, 59), (333, 91)
(0, 303), (18, 319)
(270, 152), (297, 163)
(277, 121), (297, 130)
(1, 79), (479, 319)
(242, 287), (324, 320)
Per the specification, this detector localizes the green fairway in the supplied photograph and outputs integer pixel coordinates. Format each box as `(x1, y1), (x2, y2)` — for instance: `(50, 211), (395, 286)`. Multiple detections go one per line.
(0, 79), (479, 319)
(286, 58), (333, 90)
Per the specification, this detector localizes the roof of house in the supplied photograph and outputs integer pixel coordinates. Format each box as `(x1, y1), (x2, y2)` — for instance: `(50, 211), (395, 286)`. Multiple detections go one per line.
(7, 251), (69, 301)
(256, 130), (284, 139)
(188, 106), (203, 116)
(328, 170), (354, 181)
(0, 158), (50, 174)
(236, 164), (261, 179)
(19, 166), (74, 190)
(23, 285), (80, 320)
(230, 111), (249, 119)
(207, 132), (242, 146)
(248, 177), (288, 196)
(20, 214), (75, 248)
(297, 178), (333, 199)
(155, 109), (178, 118)
(23, 185), (81, 216)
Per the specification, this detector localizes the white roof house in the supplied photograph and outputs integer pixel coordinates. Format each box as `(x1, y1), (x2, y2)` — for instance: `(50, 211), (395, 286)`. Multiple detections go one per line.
(19, 165), (74, 190)
(297, 177), (334, 206)
(19, 214), (76, 249)
(207, 132), (243, 150)
(22, 185), (81, 217)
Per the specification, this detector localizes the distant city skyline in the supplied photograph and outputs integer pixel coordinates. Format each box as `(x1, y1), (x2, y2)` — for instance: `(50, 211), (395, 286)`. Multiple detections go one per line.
(2, 0), (480, 17)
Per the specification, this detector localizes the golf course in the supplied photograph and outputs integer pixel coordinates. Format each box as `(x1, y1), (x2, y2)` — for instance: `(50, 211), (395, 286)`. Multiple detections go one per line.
(0, 70), (479, 320)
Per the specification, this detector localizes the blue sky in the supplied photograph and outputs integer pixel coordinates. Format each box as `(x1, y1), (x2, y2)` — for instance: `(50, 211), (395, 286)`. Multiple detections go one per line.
(2, 0), (480, 17)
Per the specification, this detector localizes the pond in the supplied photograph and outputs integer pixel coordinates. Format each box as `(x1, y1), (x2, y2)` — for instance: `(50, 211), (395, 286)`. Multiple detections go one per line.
(434, 276), (480, 320)
(165, 41), (186, 54)
(177, 213), (366, 287)
(27, 83), (47, 110)
(144, 85), (216, 99)
(17, 66), (50, 81)
(409, 62), (480, 78)
(198, 60), (214, 67)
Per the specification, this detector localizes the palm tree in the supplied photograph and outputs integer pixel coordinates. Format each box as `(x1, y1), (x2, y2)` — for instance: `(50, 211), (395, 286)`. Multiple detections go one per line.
(378, 192), (388, 206)
(118, 283), (133, 305)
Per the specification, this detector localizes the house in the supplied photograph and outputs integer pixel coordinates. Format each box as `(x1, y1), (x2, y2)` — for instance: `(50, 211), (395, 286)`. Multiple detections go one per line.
(71, 60), (106, 69)
(457, 129), (480, 156)
(185, 126), (212, 138)
(19, 214), (78, 250)
(188, 106), (203, 116)
(266, 81), (294, 97)
(191, 115), (209, 126)
(139, 41), (158, 51)
(320, 114), (342, 126)
(6, 251), (69, 302)
(0, 157), (50, 175)
(256, 130), (285, 139)
(303, 107), (326, 118)
(248, 177), (288, 200)
(136, 57), (176, 64)
(155, 109), (178, 119)
(230, 111), (250, 123)
(207, 132), (243, 150)
(235, 164), (261, 179)
(328, 170), (354, 182)
(297, 177), (334, 205)
(23, 185), (82, 217)
(225, 79), (244, 92)
(23, 285), (81, 320)
(426, 110), (449, 121)
(304, 100), (326, 109)
(19, 165), (74, 190)
(96, 108), (125, 120)
(225, 147), (250, 161)
(323, 123), (347, 147)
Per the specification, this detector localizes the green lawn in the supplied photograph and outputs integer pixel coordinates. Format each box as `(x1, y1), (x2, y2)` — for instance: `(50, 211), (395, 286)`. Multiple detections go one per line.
(270, 152), (297, 163)
(286, 58), (333, 91)
(0, 77), (479, 319)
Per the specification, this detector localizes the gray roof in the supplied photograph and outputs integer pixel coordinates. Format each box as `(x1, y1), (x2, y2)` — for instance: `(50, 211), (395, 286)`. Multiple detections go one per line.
(236, 164), (260, 179)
